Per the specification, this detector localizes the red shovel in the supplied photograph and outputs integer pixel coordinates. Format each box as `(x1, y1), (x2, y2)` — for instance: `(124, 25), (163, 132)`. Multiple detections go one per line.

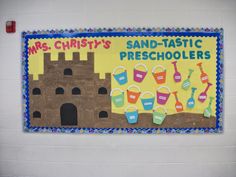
(172, 91), (183, 112)
(197, 62), (208, 84)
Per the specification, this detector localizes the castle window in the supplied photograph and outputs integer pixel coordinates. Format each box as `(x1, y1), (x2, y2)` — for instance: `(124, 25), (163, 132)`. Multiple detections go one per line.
(99, 111), (108, 118)
(64, 68), (72, 76)
(98, 87), (107, 94)
(72, 87), (81, 95)
(32, 88), (41, 95)
(33, 111), (41, 118)
(56, 87), (64, 94)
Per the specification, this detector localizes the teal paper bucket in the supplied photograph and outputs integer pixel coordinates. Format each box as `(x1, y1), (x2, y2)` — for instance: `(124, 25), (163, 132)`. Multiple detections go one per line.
(112, 66), (128, 85)
(141, 91), (155, 110)
(125, 105), (138, 124)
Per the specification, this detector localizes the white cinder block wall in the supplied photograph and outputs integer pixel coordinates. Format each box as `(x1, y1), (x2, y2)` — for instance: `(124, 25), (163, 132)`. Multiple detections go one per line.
(0, 0), (235, 177)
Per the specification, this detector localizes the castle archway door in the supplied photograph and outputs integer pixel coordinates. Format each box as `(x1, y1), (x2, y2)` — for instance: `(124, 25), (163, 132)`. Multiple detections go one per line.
(60, 103), (78, 126)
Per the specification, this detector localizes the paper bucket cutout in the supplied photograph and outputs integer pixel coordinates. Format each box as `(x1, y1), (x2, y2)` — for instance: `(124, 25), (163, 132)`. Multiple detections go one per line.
(152, 65), (166, 84)
(141, 91), (155, 110)
(156, 86), (171, 105)
(127, 84), (141, 104)
(125, 105), (138, 124)
(133, 63), (148, 83)
(113, 66), (128, 85)
(110, 88), (124, 107)
(153, 106), (167, 125)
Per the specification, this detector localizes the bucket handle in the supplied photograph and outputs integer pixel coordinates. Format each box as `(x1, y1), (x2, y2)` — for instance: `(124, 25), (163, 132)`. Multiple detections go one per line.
(112, 66), (126, 75)
(127, 84), (141, 92)
(157, 86), (171, 93)
(156, 86), (171, 93)
(134, 63), (148, 72)
(153, 106), (167, 114)
(125, 105), (138, 113)
(141, 91), (154, 98)
(152, 65), (166, 74)
(110, 88), (124, 96)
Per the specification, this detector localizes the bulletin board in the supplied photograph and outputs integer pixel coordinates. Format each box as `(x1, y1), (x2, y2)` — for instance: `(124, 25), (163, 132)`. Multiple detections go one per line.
(22, 27), (224, 134)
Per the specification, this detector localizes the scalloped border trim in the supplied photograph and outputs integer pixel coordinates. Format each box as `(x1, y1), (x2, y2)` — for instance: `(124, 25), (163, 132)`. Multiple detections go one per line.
(21, 27), (224, 134)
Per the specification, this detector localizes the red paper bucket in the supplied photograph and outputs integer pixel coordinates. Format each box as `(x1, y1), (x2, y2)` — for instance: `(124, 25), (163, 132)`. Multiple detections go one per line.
(152, 65), (166, 84)
(127, 84), (141, 104)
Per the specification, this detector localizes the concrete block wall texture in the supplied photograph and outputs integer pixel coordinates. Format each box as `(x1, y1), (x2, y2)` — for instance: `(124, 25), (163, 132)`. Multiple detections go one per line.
(0, 0), (235, 176)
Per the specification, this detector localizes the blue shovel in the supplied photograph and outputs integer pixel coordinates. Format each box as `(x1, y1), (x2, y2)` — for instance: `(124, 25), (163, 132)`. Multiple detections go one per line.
(187, 87), (197, 109)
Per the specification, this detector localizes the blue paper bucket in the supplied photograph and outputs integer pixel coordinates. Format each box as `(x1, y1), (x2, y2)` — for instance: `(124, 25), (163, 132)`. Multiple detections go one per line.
(141, 91), (155, 110)
(113, 66), (128, 85)
(125, 105), (138, 124)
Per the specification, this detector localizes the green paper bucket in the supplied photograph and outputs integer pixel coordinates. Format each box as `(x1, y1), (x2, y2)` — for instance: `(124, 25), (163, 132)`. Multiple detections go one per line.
(110, 88), (124, 107)
(153, 106), (167, 125)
